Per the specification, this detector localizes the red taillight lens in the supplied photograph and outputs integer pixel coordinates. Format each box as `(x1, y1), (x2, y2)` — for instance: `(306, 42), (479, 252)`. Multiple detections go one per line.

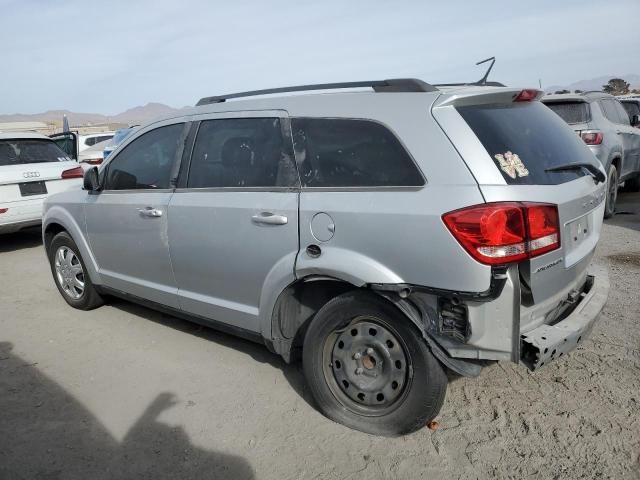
(580, 131), (603, 145)
(513, 89), (540, 102)
(443, 202), (560, 265)
(526, 204), (560, 257)
(61, 166), (84, 179)
(83, 158), (103, 165)
(0, 208), (8, 214)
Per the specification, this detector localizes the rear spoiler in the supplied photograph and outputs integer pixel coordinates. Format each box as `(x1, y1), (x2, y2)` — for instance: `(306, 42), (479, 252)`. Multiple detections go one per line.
(433, 88), (544, 109)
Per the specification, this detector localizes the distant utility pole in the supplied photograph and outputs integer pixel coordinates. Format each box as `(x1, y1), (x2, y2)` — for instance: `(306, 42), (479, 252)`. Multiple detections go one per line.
(539, 79), (542, 89)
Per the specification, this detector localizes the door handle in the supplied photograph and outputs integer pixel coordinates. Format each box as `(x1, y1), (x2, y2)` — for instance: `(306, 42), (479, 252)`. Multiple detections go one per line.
(137, 207), (163, 217)
(251, 212), (288, 225)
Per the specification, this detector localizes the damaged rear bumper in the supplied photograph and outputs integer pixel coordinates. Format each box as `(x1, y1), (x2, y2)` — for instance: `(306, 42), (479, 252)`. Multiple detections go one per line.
(520, 265), (609, 370)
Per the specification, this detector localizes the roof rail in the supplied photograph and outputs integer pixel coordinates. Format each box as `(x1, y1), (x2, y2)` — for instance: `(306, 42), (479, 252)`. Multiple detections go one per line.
(196, 78), (436, 106)
(434, 81), (506, 87)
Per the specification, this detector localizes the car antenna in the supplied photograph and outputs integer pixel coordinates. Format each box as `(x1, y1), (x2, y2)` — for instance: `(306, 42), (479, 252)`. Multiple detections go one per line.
(475, 57), (496, 85)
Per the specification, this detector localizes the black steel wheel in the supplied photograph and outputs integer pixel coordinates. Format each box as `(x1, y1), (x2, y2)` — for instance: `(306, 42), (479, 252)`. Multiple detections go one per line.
(303, 290), (447, 436)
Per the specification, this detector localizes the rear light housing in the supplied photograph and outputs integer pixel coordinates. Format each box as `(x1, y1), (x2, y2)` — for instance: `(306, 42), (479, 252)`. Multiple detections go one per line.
(0, 208), (7, 214)
(513, 89), (540, 102)
(61, 166), (84, 179)
(83, 158), (103, 165)
(443, 202), (560, 265)
(580, 130), (603, 145)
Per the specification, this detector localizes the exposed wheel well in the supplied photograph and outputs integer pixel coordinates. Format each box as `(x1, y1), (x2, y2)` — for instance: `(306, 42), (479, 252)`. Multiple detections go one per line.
(270, 276), (356, 361)
(43, 223), (67, 254)
(611, 156), (621, 172)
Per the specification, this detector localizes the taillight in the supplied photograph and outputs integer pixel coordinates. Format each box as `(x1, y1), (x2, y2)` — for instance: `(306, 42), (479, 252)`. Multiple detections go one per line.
(61, 166), (84, 179)
(83, 158), (103, 165)
(513, 89), (540, 102)
(580, 130), (603, 145)
(0, 208), (7, 214)
(443, 202), (560, 265)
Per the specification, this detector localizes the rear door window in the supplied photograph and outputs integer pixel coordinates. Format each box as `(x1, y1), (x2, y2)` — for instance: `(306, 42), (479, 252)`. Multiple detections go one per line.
(613, 101), (631, 125)
(622, 101), (640, 119)
(187, 118), (297, 188)
(544, 101), (591, 124)
(290, 118), (424, 187)
(0, 140), (71, 166)
(599, 99), (622, 123)
(457, 101), (600, 185)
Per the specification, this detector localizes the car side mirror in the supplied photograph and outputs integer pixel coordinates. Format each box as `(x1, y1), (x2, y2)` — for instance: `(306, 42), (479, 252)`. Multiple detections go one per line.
(83, 166), (100, 192)
(632, 114), (640, 127)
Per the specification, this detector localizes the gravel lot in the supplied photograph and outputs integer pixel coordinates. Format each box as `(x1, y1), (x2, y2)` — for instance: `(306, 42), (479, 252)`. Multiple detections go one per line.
(1, 192), (639, 480)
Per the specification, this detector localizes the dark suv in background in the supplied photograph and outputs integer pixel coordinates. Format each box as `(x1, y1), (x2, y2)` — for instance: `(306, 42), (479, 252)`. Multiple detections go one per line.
(542, 92), (640, 216)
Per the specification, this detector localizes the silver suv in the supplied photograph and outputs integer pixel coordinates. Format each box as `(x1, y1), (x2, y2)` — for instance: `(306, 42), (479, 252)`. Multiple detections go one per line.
(43, 80), (609, 436)
(542, 92), (640, 216)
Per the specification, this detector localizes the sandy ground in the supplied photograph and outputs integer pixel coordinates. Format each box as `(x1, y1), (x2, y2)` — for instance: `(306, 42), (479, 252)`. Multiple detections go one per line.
(0, 192), (639, 480)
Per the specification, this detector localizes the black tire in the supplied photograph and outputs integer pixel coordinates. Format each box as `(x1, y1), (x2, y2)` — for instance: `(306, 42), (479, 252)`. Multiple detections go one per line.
(302, 290), (447, 436)
(604, 163), (618, 219)
(622, 175), (640, 192)
(48, 231), (103, 310)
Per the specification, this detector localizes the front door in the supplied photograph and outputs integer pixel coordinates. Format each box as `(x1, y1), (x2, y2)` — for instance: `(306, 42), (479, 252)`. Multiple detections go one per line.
(168, 112), (299, 333)
(85, 121), (187, 307)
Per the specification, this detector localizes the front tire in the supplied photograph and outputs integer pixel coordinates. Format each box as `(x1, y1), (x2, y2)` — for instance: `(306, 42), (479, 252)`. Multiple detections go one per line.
(302, 291), (447, 436)
(48, 231), (103, 310)
(604, 163), (618, 219)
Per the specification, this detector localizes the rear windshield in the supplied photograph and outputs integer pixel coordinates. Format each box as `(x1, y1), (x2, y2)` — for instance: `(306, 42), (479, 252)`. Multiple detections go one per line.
(457, 101), (600, 185)
(0, 139), (71, 166)
(543, 101), (591, 124)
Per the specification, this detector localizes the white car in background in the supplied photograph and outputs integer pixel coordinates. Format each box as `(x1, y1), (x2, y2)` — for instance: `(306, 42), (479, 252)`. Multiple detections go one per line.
(0, 133), (84, 234)
(78, 132), (114, 153)
(77, 139), (111, 169)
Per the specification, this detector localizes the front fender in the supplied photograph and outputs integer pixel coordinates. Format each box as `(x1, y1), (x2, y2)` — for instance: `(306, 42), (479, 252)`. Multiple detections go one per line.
(43, 205), (102, 285)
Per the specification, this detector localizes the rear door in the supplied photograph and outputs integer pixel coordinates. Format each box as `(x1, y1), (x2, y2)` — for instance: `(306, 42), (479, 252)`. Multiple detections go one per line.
(433, 92), (606, 329)
(610, 99), (640, 178)
(50, 132), (79, 160)
(168, 111), (299, 333)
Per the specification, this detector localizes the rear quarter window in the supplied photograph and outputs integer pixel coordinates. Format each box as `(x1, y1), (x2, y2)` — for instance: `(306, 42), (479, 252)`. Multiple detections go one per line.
(457, 101), (599, 185)
(290, 118), (424, 188)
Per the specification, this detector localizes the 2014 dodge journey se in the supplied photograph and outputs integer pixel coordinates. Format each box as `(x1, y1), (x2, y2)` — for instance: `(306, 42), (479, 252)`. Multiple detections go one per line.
(42, 79), (609, 436)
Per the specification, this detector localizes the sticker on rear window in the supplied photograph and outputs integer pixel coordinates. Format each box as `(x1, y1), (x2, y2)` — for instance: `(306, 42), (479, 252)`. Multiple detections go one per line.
(494, 151), (529, 179)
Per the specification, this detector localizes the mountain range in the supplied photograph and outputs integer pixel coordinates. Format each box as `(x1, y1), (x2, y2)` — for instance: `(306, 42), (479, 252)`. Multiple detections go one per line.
(0, 103), (188, 127)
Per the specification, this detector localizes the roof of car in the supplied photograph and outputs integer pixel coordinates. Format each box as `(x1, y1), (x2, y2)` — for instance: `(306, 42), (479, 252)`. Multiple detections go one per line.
(542, 91), (614, 103)
(0, 132), (53, 141)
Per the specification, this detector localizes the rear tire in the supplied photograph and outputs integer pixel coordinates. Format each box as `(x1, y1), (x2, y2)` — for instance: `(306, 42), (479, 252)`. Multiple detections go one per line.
(604, 163), (618, 219)
(302, 290), (447, 436)
(622, 175), (640, 192)
(48, 231), (103, 310)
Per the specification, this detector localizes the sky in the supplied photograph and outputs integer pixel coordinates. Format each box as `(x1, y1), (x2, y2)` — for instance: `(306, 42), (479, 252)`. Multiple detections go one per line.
(1, 0), (639, 115)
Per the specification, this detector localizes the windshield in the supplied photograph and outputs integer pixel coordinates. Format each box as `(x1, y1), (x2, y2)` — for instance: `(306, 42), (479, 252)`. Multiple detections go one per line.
(543, 101), (591, 124)
(457, 101), (600, 185)
(0, 139), (72, 166)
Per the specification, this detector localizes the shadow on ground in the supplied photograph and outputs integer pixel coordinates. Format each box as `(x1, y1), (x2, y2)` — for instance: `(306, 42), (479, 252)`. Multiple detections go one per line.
(0, 341), (254, 480)
(606, 190), (640, 233)
(107, 299), (315, 410)
(0, 228), (43, 253)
